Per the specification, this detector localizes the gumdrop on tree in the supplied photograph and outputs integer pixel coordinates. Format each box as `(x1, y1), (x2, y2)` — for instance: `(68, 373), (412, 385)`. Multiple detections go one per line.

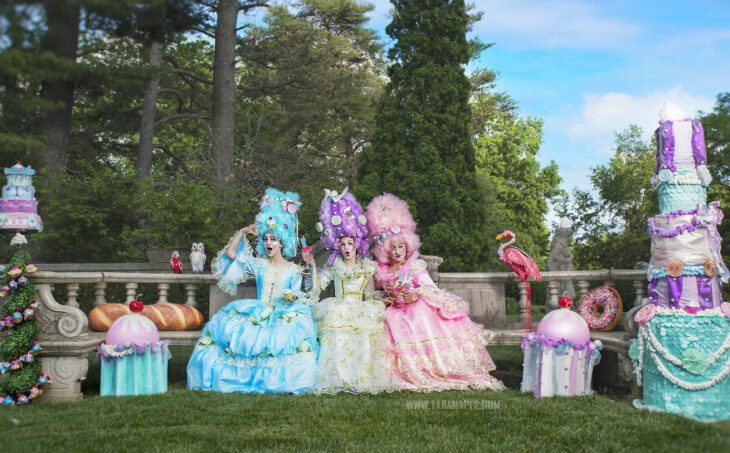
(0, 248), (47, 406)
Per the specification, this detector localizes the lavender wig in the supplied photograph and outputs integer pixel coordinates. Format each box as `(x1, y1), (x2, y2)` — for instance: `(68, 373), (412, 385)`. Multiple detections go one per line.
(317, 188), (370, 266)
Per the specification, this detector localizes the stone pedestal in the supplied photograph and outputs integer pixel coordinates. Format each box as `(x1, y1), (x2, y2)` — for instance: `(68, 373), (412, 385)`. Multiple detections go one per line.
(34, 283), (98, 403)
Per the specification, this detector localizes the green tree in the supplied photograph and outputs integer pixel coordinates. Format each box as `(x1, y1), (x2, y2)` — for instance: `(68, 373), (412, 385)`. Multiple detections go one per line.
(557, 125), (657, 269)
(355, 0), (490, 271)
(473, 92), (561, 267)
(700, 92), (730, 259)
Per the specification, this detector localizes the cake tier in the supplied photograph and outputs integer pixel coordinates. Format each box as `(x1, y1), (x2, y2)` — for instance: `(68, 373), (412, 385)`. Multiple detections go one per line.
(648, 276), (723, 310)
(2, 184), (35, 201)
(649, 213), (713, 266)
(634, 310), (730, 422)
(658, 183), (706, 215)
(0, 212), (43, 231)
(0, 198), (37, 213)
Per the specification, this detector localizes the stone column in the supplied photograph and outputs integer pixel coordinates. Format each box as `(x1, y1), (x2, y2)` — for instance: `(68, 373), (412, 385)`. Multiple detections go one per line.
(34, 284), (97, 403)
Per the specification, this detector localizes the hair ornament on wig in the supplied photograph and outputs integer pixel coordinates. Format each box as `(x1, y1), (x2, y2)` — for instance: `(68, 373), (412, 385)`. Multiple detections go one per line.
(254, 188), (301, 258)
(318, 187), (370, 266)
(365, 193), (421, 264)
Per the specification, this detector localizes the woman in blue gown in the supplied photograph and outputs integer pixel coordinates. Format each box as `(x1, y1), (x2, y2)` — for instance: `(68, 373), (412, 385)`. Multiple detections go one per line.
(187, 188), (318, 394)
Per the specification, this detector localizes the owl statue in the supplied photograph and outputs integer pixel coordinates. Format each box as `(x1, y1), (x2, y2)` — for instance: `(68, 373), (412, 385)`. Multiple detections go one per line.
(190, 242), (206, 274)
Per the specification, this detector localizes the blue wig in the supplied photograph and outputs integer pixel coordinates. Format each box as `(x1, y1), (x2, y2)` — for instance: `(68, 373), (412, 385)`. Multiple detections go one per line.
(254, 188), (301, 259)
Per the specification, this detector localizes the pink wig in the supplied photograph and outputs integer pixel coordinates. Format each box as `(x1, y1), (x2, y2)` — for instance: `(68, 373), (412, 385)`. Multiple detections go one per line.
(365, 193), (420, 264)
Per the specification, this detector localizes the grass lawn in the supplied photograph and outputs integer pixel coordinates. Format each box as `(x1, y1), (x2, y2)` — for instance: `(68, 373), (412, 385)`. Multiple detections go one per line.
(2, 346), (729, 452)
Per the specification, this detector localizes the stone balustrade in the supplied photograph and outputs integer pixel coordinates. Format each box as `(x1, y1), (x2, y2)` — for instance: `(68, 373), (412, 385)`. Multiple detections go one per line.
(21, 266), (642, 402)
(438, 269), (647, 331)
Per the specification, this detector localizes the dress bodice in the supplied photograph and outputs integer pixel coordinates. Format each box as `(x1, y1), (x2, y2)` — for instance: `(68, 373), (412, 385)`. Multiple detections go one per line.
(212, 236), (305, 305)
(375, 253), (433, 295)
(309, 258), (377, 301)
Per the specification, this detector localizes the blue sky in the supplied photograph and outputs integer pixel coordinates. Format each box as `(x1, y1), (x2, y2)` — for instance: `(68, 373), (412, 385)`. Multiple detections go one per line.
(362, 0), (730, 198)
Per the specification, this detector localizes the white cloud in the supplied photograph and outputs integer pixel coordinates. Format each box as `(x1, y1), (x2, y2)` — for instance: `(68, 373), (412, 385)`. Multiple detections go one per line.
(470, 0), (641, 49)
(365, 0), (640, 49)
(556, 85), (715, 156)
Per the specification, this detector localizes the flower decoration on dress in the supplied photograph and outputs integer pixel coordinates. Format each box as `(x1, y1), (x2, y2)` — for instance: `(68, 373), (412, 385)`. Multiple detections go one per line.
(253, 188), (301, 258)
(318, 187), (370, 266)
(665, 258), (684, 278)
(365, 193), (420, 264)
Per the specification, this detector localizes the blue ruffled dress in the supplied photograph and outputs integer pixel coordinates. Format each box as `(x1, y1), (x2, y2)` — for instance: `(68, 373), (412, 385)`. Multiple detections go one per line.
(187, 239), (318, 394)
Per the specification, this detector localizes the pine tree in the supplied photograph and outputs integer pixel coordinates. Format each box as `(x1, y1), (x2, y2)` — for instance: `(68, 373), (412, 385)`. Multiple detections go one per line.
(0, 249), (44, 406)
(355, 0), (490, 271)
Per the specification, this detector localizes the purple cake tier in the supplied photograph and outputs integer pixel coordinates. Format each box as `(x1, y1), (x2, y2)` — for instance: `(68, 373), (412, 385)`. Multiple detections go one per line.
(0, 198), (37, 213)
(648, 275), (723, 310)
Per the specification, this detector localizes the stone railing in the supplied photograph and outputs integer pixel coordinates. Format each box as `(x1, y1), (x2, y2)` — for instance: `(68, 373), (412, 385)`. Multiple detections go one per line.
(22, 266), (643, 402)
(25, 271), (251, 403)
(439, 269), (647, 331)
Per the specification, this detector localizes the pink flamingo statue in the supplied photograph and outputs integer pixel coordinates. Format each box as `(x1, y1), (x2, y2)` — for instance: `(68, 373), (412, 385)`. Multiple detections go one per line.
(497, 230), (541, 332)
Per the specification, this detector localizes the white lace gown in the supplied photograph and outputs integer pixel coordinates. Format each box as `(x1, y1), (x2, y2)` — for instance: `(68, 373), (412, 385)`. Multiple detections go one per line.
(309, 258), (395, 394)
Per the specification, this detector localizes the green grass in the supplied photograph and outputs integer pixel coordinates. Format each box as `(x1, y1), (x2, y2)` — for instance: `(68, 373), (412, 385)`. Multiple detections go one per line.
(2, 346), (729, 452)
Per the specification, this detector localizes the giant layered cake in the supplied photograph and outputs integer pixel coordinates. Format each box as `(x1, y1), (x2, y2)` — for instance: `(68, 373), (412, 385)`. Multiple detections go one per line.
(632, 102), (730, 422)
(0, 162), (42, 232)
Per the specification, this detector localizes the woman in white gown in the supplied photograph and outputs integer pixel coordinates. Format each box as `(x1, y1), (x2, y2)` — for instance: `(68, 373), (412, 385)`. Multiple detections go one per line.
(304, 189), (394, 394)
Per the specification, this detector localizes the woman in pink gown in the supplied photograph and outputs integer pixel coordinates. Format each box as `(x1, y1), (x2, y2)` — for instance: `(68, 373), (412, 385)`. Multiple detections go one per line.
(365, 193), (504, 391)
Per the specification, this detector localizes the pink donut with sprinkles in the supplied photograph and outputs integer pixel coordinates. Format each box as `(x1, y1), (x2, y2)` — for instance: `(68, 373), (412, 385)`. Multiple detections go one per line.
(579, 286), (623, 331)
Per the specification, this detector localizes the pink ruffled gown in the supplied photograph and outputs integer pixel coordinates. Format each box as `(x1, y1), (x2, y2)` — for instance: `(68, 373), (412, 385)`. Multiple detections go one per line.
(376, 253), (505, 391)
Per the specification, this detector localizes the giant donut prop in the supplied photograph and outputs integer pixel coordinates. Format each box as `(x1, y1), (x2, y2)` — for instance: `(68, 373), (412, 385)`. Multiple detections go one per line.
(578, 286), (622, 331)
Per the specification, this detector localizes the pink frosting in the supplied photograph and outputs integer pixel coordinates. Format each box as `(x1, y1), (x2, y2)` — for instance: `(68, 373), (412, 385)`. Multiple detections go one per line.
(537, 308), (591, 344)
(106, 313), (160, 345)
(0, 212), (42, 230)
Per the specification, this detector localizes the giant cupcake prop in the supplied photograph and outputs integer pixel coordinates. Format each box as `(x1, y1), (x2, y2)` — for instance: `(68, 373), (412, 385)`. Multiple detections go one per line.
(630, 103), (730, 422)
(97, 301), (169, 396)
(521, 296), (602, 397)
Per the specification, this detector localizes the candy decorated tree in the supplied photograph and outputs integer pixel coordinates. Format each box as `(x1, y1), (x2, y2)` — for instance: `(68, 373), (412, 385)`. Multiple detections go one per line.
(0, 249), (46, 406)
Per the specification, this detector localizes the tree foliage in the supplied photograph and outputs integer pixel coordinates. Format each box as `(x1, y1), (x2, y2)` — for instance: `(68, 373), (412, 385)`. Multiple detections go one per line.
(356, 0), (492, 271)
(559, 94), (730, 270)
(473, 92), (561, 268)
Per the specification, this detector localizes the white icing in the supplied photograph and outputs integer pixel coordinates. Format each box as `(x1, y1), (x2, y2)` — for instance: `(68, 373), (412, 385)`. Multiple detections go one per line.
(672, 120), (695, 170)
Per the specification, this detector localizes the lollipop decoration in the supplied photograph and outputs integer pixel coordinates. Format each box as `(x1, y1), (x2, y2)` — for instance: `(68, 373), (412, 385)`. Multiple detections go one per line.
(497, 230), (542, 332)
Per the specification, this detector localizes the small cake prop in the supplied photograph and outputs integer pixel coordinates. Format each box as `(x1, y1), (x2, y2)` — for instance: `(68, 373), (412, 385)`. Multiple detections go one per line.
(521, 296), (602, 398)
(578, 286), (623, 331)
(0, 162), (43, 232)
(97, 301), (169, 396)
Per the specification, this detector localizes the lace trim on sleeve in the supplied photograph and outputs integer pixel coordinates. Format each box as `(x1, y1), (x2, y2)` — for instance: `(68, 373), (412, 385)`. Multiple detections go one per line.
(211, 234), (258, 296)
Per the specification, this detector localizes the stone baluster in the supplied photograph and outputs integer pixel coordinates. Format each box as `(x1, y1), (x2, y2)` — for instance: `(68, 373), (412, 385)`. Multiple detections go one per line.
(157, 283), (169, 304)
(93, 282), (106, 306)
(125, 283), (138, 304)
(577, 280), (590, 302)
(518, 284), (527, 325)
(547, 280), (560, 311)
(633, 279), (646, 307)
(185, 284), (197, 308)
(65, 283), (80, 308)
